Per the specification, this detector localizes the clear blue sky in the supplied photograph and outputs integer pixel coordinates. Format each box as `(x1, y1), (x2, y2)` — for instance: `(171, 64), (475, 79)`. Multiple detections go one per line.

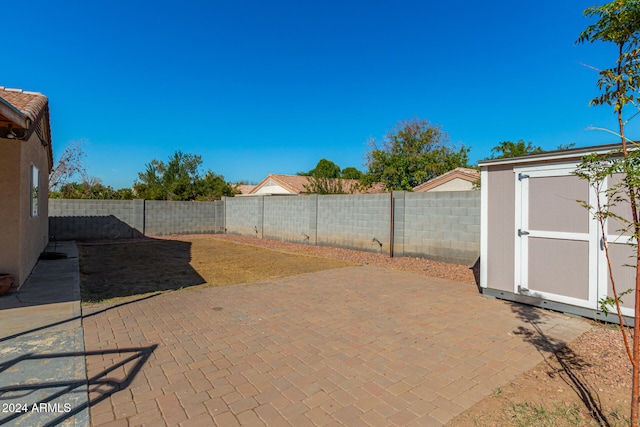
(3, 0), (636, 189)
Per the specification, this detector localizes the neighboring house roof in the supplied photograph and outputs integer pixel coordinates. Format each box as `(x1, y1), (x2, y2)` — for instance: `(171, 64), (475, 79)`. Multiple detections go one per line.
(235, 184), (256, 195)
(413, 167), (480, 192)
(0, 87), (53, 170)
(250, 174), (311, 195)
(249, 174), (387, 195)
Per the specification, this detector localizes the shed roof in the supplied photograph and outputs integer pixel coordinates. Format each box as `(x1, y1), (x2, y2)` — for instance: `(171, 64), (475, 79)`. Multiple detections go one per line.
(477, 143), (626, 167)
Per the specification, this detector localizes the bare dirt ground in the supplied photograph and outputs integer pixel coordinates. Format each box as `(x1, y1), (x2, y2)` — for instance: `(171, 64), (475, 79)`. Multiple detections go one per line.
(78, 234), (633, 426)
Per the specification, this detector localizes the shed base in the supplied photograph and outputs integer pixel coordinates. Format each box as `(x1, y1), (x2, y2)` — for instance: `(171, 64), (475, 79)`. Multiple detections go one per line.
(482, 288), (635, 327)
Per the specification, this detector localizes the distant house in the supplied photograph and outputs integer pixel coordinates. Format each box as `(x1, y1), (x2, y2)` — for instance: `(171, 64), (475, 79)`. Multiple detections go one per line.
(247, 174), (386, 195)
(413, 167), (480, 192)
(0, 87), (53, 287)
(234, 184), (256, 195)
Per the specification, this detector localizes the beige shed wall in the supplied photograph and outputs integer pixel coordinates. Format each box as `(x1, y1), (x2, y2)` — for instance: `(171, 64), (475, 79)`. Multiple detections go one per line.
(0, 133), (49, 286)
(486, 165), (515, 292)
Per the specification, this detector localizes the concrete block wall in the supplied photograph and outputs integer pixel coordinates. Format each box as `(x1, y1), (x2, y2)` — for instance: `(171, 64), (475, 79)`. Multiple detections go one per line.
(144, 201), (223, 236)
(317, 194), (391, 254)
(403, 191), (480, 265)
(49, 199), (224, 240)
(224, 196), (264, 238)
(263, 196), (313, 244)
(49, 191), (481, 265)
(49, 199), (143, 240)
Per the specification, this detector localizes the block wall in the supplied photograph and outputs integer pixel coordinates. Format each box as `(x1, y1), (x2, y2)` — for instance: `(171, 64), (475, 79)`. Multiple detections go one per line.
(263, 196), (313, 244)
(145, 201), (222, 236)
(224, 196), (263, 238)
(403, 191), (480, 265)
(316, 194), (391, 254)
(49, 199), (143, 240)
(49, 191), (481, 265)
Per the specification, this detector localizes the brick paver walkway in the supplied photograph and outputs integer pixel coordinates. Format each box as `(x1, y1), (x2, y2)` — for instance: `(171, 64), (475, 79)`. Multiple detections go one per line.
(81, 266), (590, 426)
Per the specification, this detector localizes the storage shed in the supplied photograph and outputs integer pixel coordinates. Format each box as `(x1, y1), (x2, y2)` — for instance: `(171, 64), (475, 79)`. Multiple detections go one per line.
(479, 144), (636, 323)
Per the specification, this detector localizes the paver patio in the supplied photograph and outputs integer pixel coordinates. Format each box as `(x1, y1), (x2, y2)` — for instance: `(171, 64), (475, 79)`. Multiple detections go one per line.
(81, 265), (590, 426)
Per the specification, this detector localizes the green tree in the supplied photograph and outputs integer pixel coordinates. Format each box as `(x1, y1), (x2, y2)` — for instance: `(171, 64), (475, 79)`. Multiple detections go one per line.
(196, 171), (237, 201)
(299, 159), (364, 194)
(490, 140), (544, 159)
(362, 118), (469, 191)
(577, 1), (640, 424)
(341, 167), (363, 180)
(134, 151), (235, 200)
(297, 159), (341, 178)
(50, 179), (134, 200)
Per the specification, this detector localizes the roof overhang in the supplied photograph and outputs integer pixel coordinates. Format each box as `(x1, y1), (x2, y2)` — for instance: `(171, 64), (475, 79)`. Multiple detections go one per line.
(0, 97), (30, 129)
(478, 143), (627, 168)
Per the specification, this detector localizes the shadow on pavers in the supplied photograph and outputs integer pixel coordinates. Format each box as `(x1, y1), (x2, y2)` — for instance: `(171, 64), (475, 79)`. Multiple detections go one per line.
(0, 240), (161, 426)
(510, 303), (612, 427)
(0, 294), (160, 426)
(0, 345), (157, 426)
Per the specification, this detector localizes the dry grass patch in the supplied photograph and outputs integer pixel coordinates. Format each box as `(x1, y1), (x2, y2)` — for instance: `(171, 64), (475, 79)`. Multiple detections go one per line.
(78, 237), (353, 303)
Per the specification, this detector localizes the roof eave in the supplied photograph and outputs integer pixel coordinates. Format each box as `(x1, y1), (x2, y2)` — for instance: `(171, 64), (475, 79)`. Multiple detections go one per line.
(478, 143), (626, 167)
(0, 97), (29, 128)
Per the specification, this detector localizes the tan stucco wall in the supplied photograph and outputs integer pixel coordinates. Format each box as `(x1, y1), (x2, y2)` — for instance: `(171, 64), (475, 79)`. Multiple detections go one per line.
(485, 165), (515, 292)
(0, 133), (49, 286)
(0, 140), (21, 282)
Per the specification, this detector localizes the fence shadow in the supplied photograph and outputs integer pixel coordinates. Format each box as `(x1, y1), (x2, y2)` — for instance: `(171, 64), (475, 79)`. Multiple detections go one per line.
(50, 215), (144, 241)
(78, 239), (206, 301)
(0, 345), (157, 426)
(510, 303), (612, 426)
(0, 293), (162, 426)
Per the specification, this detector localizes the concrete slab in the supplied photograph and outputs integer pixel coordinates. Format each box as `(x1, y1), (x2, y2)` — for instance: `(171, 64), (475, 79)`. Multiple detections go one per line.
(0, 241), (89, 427)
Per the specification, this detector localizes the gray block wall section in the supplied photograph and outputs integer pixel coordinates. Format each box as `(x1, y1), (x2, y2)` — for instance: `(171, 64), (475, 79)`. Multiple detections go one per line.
(48, 199), (223, 240)
(145, 201), (222, 236)
(49, 199), (144, 240)
(263, 196), (313, 244)
(317, 194), (391, 254)
(403, 191), (480, 265)
(224, 196), (264, 238)
(48, 190), (480, 265)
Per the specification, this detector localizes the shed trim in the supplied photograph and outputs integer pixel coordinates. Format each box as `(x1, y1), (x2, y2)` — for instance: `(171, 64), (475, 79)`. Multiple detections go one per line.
(480, 168), (488, 288)
(478, 143), (624, 167)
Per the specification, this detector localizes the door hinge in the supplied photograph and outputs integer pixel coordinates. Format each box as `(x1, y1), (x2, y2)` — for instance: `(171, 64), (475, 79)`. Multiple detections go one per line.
(518, 229), (530, 237)
(518, 173), (530, 181)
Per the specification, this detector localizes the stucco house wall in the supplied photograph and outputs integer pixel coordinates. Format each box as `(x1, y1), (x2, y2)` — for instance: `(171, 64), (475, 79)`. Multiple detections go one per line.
(0, 88), (52, 287)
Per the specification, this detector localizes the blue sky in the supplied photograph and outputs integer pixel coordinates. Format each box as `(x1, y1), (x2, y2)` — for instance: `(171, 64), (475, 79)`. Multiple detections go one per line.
(3, 0), (636, 188)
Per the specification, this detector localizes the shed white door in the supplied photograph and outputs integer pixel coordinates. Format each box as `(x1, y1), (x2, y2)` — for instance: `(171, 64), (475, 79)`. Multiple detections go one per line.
(514, 165), (600, 309)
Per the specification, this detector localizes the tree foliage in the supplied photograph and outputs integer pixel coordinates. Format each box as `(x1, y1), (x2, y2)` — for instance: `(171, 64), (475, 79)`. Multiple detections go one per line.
(490, 140), (544, 159)
(577, 1), (640, 424)
(133, 151), (236, 200)
(340, 167), (363, 180)
(50, 179), (134, 200)
(298, 159), (364, 194)
(362, 118), (469, 191)
(298, 159), (341, 178)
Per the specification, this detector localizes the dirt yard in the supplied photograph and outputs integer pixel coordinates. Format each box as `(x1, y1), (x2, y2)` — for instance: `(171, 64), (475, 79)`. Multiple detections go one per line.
(78, 234), (633, 426)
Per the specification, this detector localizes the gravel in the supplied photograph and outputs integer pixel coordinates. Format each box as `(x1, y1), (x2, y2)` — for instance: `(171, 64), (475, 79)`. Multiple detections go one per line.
(196, 233), (479, 285)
